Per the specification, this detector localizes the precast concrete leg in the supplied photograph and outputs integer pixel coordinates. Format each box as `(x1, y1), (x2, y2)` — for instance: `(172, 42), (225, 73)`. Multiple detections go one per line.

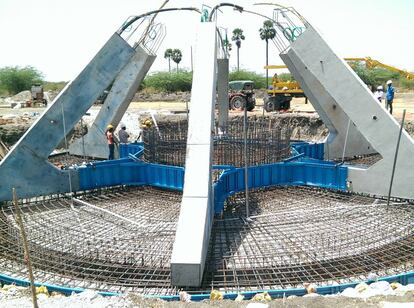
(217, 58), (229, 133)
(170, 23), (217, 287)
(0, 33), (135, 201)
(281, 26), (414, 199)
(69, 46), (156, 158)
(280, 29), (374, 160)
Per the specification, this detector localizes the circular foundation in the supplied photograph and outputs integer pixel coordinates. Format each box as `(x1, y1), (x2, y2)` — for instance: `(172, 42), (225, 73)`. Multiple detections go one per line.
(1, 186), (413, 295)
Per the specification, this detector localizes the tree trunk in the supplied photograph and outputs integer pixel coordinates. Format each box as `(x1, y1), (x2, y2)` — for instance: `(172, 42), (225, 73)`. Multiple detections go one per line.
(176, 63), (179, 73)
(266, 39), (269, 90)
(168, 58), (171, 73)
(237, 47), (240, 71)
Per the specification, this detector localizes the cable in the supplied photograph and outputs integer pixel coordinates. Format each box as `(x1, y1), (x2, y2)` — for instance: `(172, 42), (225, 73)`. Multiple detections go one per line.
(209, 3), (244, 21)
(118, 7), (201, 34)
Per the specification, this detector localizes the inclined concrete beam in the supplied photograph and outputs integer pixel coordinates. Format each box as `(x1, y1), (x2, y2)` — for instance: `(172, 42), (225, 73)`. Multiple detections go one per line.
(69, 46), (155, 158)
(280, 30), (374, 159)
(0, 33), (135, 201)
(217, 58), (229, 133)
(171, 22), (217, 287)
(282, 26), (414, 198)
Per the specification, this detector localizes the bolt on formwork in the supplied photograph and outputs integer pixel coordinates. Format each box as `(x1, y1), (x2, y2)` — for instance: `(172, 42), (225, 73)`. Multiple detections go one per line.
(0, 186), (414, 295)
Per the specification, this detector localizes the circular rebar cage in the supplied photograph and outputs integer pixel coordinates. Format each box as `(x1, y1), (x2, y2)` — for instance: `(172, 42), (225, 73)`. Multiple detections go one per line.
(1, 186), (414, 295)
(143, 117), (292, 167)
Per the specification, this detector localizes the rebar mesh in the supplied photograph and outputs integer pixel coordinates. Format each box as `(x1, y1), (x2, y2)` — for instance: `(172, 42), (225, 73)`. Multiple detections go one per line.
(143, 117), (292, 167)
(202, 187), (414, 292)
(1, 186), (414, 295)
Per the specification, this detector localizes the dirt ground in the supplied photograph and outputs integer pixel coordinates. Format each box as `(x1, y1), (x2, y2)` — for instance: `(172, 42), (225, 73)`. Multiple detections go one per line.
(1, 91), (413, 118)
(1, 91), (414, 147)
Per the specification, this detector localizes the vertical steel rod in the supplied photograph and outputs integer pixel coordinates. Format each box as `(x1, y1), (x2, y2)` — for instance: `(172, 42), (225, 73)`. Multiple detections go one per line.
(81, 118), (86, 160)
(341, 119), (351, 163)
(12, 188), (39, 308)
(243, 105), (249, 217)
(387, 109), (406, 207)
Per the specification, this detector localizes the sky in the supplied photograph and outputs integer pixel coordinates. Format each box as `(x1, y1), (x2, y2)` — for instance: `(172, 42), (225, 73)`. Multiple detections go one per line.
(0, 0), (413, 81)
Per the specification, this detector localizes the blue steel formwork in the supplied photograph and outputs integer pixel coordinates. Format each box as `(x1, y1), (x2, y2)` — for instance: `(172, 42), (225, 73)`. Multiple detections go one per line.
(291, 141), (324, 160)
(4, 142), (414, 300)
(77, 143), (347, 215)
(2, 269), (414, 300)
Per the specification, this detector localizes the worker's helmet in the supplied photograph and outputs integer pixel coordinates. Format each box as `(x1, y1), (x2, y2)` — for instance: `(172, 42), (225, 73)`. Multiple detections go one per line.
(377, 86), (383, 90)
(107, 124), (114, 130)
(387, 80), (393, 85)
(120, 123), (126, 129)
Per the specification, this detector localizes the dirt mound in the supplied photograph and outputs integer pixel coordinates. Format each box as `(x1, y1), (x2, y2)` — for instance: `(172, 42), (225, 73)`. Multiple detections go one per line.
(133, 91), (191, 102)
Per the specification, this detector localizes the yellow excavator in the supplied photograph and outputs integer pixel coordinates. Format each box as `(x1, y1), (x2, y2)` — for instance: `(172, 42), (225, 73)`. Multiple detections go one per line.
(264, 58), (414, 112)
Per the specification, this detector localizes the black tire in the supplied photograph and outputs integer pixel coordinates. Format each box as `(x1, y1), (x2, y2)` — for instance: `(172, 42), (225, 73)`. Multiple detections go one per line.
(246, 98), (255, 111)
(230, 96), (246, 111)
(264, 96), (275, 112)
(264, 95), (292, 112)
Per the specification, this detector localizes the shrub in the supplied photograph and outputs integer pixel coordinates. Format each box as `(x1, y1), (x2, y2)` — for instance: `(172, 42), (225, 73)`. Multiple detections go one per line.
(229, 70), (266, 89)
(0, 66), (44, 95)
(43, 81), (67, 92)
(400, 78), (414, 90)
(143, 71), (192, 92)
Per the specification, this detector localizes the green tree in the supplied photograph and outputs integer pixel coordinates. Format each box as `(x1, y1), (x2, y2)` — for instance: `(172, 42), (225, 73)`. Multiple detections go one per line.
(0, 66), (44, 95)
(172, 49), (182, 72)
(231, 28), (245, 71)
(164, 48), (173, 73)
(259, 20), (276, 90)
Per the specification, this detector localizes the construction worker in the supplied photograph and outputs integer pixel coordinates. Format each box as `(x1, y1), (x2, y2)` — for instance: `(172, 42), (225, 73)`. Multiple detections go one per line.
(374, 85), (384, 103)
(105, 124), (115, 160)
(118, 123), (129, 144)
(386, 80), (395, 114)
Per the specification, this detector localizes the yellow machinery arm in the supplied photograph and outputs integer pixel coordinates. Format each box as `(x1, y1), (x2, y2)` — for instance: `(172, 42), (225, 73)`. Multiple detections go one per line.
(344, 57), (414, 80)
(265, 58), (414, 80)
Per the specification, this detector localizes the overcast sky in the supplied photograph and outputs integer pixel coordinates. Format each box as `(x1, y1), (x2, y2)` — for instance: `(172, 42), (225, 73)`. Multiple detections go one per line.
(0, 0), (413, 81)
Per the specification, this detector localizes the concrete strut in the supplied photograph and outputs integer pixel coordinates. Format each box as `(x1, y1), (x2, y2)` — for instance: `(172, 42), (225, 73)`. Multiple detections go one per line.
(281, 26), (414, 199)
(69, 45), (156, 159)
(170, 22), (217, 287)
(280, 27), (374, 160)
(217, 58), (229, 132)
(0, 33), (135, 201)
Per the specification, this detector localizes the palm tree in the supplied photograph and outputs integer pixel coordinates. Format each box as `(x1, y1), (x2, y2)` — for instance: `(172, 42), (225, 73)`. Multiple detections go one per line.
(164, 48), (173, 73)
(231, 28), (245, 71)
(259, 20), (276, 90)
(172, 49), (182, 72)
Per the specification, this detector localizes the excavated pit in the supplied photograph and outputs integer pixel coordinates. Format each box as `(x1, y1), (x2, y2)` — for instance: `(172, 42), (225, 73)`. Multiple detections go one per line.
(1, 186), (414, 295)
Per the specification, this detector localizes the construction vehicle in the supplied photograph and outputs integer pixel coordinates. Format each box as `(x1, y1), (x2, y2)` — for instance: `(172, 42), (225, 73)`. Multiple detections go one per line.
(228, 80), (256, 111)
(29, 85), (47, 107)
(264, 58), (414, 112)
(344, 57), (414, 80)
(264, 66), (306, 112)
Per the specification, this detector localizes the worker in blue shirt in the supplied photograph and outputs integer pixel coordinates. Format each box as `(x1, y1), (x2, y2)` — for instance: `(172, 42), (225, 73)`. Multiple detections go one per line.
(386, 80), (395, 114)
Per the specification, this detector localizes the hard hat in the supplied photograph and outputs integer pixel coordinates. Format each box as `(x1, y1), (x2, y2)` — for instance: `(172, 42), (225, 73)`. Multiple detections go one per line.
(387, 80), (392, 85)
(120, 123), (126, 129)
(377, 86), (383, 90)
(107, 124), (114, 129)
